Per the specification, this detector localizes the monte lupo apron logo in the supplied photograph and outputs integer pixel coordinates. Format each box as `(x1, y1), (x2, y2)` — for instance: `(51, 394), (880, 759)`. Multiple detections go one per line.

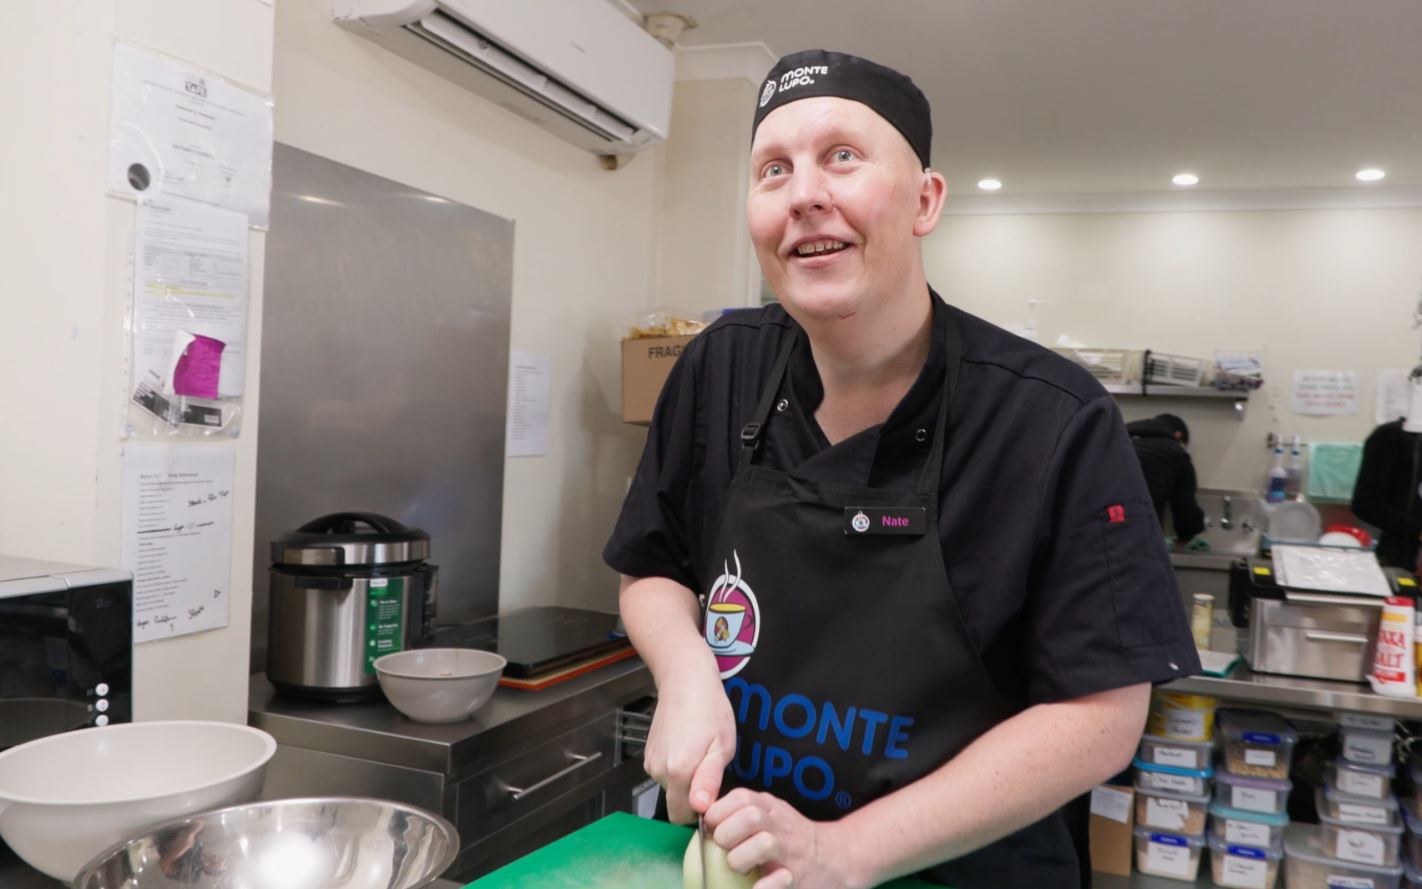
(850, 510), (871, 533)
(705, 550), (760, 679)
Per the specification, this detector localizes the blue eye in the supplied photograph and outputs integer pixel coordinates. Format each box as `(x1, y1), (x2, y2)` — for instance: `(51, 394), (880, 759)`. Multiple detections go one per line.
(762, 162), (787, 178)
(833, 149), (855, 162)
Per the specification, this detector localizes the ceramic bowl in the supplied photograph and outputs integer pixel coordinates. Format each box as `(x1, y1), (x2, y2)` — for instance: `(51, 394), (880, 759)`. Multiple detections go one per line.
(374, 648), (507, 723)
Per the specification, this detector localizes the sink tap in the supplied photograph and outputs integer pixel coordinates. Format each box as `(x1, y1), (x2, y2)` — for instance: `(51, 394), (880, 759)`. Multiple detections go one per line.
(1219, 495), (1233, 531)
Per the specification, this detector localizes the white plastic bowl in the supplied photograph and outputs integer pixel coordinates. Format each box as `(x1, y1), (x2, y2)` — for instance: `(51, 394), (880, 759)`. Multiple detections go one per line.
(375, 648), (507, 723)
(0, 720), (276, 882)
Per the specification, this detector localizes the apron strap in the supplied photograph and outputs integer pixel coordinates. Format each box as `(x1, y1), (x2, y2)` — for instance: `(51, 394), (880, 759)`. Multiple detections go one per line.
(740, 331), (799, 465)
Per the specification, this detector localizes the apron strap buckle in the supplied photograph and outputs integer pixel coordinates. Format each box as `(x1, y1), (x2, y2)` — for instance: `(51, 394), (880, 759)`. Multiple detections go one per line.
(740, 422), (763, 444)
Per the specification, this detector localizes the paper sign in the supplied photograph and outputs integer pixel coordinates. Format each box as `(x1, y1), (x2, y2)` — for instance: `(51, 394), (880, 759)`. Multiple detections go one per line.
(1378, 369), (1410, 424)
(506, 351), (550, 457)
(133, 198), (249, 399)
(1292, 370), (1359, 416)
(120, 443), (235, 643)
(109, 43), (273, 226)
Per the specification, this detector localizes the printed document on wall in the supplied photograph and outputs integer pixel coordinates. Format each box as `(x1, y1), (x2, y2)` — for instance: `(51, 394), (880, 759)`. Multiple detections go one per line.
(133, 198), (249, 399)
(507, 351), (550, 457)
(1378, 369), (1410, 424)
(1291, 370), (1359, 416)
(109, 43), (273, 226)
(120, 443), (236, 643)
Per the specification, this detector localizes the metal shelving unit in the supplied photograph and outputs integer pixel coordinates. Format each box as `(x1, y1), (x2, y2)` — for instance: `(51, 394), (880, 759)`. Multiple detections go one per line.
(1103, 384), (1251, 400)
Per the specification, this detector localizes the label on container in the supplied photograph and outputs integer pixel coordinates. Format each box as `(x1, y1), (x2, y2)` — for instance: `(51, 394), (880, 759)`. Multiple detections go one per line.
(1224, 819), (1272, 847)
(1089, 786), (1132, 824)
(1146, 836), (1194, 878)
(1145, 797), (1189, 830)
(1337, 770), (1385, 799)
(1326, 878), (1376, 889)
(1154, 746), (1196, 768)
(363, 576), (407, 675)
(1337, 802), (1389, 826)
(1343, 735), (1390, 766)
(1231, 786), (1278, 814)
(1219, 847), (1269, 889)
(1164, 710), (1206, 739)
(1340, 713), (1395, 732)
(1148, 772), (1201, 795)
(1242, 731), (1281, 745)
(1334, 828), (1387, 865)
(1244, 749), (1277, 767)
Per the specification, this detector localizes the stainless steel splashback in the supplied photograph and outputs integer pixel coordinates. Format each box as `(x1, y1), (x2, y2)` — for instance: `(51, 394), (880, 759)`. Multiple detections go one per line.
(253, 144), (513, 668)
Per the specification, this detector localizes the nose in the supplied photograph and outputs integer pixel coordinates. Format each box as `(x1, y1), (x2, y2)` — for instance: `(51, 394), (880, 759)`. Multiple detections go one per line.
(787, 167), (832, 219)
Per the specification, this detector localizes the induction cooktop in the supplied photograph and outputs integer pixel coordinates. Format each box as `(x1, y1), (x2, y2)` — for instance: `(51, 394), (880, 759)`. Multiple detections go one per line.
(427, 607), (629, 678)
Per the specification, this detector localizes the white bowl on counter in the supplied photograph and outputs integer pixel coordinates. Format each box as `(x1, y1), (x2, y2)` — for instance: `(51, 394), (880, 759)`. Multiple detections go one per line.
(375, 648), (507, 723)
(0, 720), (276, 882)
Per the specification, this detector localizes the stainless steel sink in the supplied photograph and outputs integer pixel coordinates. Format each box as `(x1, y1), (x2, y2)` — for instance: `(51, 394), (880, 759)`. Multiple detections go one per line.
(1182, 490), (1264, 557)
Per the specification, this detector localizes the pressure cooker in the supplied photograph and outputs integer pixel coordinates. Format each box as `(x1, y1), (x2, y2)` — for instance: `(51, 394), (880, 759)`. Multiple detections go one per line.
(267, 512), (437, 701)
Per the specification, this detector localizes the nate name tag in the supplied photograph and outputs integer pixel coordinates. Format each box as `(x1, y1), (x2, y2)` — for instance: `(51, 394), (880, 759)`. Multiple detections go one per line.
(844, 507), (927, 536)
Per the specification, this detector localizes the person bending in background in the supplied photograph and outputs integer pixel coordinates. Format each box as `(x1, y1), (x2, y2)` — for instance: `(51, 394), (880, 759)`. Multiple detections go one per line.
(1352, 418), (1422, 570)
(1127, 413), (1206, 543)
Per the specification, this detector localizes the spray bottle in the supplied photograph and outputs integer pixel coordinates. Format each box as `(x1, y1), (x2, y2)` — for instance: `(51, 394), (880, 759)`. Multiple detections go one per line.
(1284, 434), (1305, 500)
(1266, 447), (1287, 503)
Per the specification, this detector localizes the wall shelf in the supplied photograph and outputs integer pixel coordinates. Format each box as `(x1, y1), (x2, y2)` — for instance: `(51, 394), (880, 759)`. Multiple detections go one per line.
(1103, 384), (1250, 400)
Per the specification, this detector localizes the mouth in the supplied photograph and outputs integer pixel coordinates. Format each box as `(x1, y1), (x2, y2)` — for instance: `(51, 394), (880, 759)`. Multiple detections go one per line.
(787, 238), (852, 261)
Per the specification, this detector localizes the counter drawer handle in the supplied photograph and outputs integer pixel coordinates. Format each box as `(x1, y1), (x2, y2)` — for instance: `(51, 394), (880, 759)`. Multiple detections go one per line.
(1304, 630), (1370, 644)
(1285, 592), (1386, 609)
(502, 752), (604, 802)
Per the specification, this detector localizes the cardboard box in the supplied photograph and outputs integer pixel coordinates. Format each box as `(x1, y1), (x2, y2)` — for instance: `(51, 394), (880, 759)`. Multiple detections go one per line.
(621, 335), (694, 424)
(1088, 784), (1135, 877)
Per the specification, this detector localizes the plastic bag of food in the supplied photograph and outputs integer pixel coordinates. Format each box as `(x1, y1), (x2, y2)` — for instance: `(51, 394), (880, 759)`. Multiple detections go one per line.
(624, 307), (708, 339)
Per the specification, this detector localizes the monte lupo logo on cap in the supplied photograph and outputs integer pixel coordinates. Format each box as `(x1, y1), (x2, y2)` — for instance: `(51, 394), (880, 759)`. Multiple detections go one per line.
(759, 79), (776, 107)
(759, 65), (831, 108)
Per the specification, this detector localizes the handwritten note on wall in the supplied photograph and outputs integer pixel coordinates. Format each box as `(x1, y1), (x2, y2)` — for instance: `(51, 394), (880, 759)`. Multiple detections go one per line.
(1291, 370), (1359, 417)
(120, 443), (236, 643)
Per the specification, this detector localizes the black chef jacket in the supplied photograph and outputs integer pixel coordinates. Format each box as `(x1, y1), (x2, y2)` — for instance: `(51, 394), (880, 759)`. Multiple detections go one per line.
(1353, 419), (1422, 569)
(604, 289), (1198, 873)
(1126, 418), (1206, 542)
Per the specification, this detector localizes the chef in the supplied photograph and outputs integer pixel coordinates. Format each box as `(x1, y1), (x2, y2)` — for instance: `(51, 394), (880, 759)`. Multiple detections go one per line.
(1353, 418), (1422, 570)
(604, 50), (1198, 889)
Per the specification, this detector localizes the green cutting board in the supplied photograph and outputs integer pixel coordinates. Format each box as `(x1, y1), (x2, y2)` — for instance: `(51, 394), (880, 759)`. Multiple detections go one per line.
(465, 812), (941, 888)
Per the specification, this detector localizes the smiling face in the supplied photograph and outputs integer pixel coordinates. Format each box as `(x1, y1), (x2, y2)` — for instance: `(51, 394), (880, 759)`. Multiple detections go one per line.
(747, 97), (946, 328)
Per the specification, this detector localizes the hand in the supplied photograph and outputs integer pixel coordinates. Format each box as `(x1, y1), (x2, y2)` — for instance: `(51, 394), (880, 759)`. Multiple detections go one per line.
(706, 788), (861, 889)
(643, 672), (737, 824)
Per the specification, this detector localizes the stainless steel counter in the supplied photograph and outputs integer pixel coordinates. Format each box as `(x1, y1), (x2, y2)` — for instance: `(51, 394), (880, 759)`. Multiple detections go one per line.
(248, 656), (652, 776)
(1168, 663), (1422, 719)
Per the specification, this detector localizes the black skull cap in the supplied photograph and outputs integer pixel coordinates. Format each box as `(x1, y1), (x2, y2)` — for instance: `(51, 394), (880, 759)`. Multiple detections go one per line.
(751, 49), (932, 169)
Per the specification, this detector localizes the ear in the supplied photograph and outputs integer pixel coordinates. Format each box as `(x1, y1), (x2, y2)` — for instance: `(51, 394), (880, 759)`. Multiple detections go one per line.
(912, 168), (948, 237)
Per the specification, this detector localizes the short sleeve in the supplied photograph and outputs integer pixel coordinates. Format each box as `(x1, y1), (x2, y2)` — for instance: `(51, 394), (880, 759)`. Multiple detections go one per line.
(1023, 396), (1200, 704)
(602, 343), (702, 592)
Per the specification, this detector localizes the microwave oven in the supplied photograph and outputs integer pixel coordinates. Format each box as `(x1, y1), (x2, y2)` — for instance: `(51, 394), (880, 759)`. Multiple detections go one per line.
(0, 555), (133, 750)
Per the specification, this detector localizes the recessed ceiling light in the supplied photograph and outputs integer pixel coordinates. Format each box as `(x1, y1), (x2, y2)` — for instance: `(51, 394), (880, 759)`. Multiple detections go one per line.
(1172, 173), (1200, 186)
(977, 178), (1002, 191)
(1356, 168), (1386, 182)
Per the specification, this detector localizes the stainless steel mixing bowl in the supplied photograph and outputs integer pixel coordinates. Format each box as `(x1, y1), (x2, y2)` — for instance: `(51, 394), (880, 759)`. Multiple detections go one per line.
(70, 797), (458, 889)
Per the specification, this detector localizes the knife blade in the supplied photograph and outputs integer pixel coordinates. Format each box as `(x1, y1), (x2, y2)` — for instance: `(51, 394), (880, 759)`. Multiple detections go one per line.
(697, 814), (709, 889)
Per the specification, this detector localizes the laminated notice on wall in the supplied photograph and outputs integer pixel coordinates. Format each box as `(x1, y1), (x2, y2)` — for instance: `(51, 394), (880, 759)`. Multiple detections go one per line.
(119, 443), (235, 643)
(109, 43), (273, 226)
(1291, 370), (1359, 416)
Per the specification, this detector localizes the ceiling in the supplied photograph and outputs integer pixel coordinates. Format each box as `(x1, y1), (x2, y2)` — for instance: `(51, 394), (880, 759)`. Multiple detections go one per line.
(625, 0), (1422, 208)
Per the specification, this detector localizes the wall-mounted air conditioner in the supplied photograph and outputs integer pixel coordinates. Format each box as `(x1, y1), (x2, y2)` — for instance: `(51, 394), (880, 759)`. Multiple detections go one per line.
(334, 0), (674, 156)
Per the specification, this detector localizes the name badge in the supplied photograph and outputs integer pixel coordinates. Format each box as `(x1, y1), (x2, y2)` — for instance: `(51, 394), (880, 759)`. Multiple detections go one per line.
(844, 507), (927, 536)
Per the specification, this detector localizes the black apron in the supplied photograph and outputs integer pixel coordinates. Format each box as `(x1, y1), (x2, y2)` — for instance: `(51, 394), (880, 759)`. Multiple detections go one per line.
(699, 324), (1082, 888)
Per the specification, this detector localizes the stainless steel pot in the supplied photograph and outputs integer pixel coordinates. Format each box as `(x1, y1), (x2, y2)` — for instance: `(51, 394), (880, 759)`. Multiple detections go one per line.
(267, 512), (437, 701)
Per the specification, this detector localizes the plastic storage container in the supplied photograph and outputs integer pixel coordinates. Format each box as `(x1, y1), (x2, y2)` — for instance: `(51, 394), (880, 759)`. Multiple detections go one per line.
(1283, 823), (1404, 889)
(1134, 759), (1213, 797)
(1138, 733), (1213, 771)
(1402, 803), (1422, 875)
(1208, 801), (1288, 849)
(1344, 726), (1396, 767)
(1331, 758), (1398, 800)
(1135, 784), (1209, 833)
(1219, 710), (1297, 779)
(1214, 771), (1291, 816)
(1318, 783), (1402, 827)
(1147, 691), (1217, 742)
(1133, 826), (1206, 882)
(1319, 806), (1404, 867)
(1207, 834), (1282, 889)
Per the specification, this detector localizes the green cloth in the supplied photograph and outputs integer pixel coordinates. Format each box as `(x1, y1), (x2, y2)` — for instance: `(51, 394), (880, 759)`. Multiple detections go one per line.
(1307, 441), (1364, 503)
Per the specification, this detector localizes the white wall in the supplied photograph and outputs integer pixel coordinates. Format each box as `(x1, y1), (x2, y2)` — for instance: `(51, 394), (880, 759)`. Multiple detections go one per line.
(272, 1), (660, 613)
(0, 0), (274, 721)
(924, 208), (1422, 491)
